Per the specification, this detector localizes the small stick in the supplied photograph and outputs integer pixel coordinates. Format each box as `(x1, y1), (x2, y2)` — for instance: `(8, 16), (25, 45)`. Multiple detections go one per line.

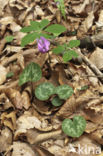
(77, 50), (103, 83)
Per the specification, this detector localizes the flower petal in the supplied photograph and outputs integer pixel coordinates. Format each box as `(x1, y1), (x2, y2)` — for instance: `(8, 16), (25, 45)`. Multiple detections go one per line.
(37, 36), (50, 53)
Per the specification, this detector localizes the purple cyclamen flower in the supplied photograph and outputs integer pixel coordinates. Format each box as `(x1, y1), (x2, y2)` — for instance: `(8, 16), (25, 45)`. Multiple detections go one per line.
(37, 36), (50, 53)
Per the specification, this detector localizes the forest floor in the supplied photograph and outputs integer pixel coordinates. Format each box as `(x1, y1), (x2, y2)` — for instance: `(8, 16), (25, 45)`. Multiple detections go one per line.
(0, 0), (103, 156)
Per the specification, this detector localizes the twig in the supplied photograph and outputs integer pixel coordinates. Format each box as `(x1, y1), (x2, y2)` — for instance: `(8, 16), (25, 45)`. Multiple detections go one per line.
(77, 50), (103, 83)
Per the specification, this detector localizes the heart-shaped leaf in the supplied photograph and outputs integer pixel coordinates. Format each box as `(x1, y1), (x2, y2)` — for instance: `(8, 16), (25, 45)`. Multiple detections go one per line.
(51, 96), (63, 106)
(62, 116), (86, 137)
(55, 84), (73, 99)
(35, 82), (55, 101)
(19, 62), (42, 86)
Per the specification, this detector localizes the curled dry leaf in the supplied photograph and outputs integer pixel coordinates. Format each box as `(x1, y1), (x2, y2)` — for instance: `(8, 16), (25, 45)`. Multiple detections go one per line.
(69, 134), (101, 156)
(17, 54), (25, 69)
(0, 38), (6, 53)
(15, 113), (41, 139)
(41, 135), (99, 156)
(56, 90), (94, 118)
(90, 47), (103, 70)
(0, 93), (14, 110)
(0, 127), (12, 153)
(5, 88), (24, 109)
(24, 50), (48, 67)
(33, 146), (54, 156)
(33, 99), (54, 115)
(83, 108), (103, 124)
(0, 65), (7, 85)
(85, 121), (98, 133)
(0, 16), (13, 25)
(21, 91), (31, 110)
(0, 0), (9, 16)
(55, 64), (73, 86)
(9, 0), (28, 10)
(26, 129), (62, 144)
(89, 128), (103, 145)
(35, 5), (44, 16)
(15, 111), (53, 140)
(1, 111), (16, 131)
(4, 45), (22, 54)
(78, 11), (94, 36)
(85, 96), (103, 113)
(11, 141), (36, 156)
(97, 10), (103, 26)
(16, 113), (41, 130)
(71, 0), (90, 15)
(10, 21), (22, 32)
(86, 66), (98, 86)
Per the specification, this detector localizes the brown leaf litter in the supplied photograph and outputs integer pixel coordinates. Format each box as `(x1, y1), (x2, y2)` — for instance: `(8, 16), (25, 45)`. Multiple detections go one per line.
(0, 0), (103, 156)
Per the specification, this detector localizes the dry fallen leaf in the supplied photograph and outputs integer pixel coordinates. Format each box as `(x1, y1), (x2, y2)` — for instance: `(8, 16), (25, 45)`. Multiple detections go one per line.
(5, 88), (24, 109)
(0, 127), (12, 153)
(0, 65), (7, 85)
(90, 47), (103, 70)
(11, 141), (36, 156)
(0, 0), (103, 155)
(0, 0), (9, 16)
(1, 111), (16, 130)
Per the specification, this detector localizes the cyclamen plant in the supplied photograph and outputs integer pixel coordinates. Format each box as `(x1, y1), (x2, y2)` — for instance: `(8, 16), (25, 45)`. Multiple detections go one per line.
(5, 19), (86, 138)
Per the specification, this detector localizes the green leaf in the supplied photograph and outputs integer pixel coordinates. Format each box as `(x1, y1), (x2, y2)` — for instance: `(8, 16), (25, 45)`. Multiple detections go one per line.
(55, 84), (73, 100)
(45, 24), (66, 36)
(19, 62), (42, 86)
(35, 82), (55, 101)
(20, 26), (38, 33)
(6, 72), (14, 78)
(62, 116), (86, 137)
(39, 33), (53, 39)
(68, 40), (80, 48)
(52, 45), (65, 54)
(30, 21), (41, 31)
(63, 51), (72, 62)
(51, 96), (63, 106)
(21, 20), (50, 33)
(39, 19), (50, 30)
(30, 20), (49, 31)
(63, 50), (78, 63)
(21, 32), (39, 47)
(5, 36), (14, 42)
